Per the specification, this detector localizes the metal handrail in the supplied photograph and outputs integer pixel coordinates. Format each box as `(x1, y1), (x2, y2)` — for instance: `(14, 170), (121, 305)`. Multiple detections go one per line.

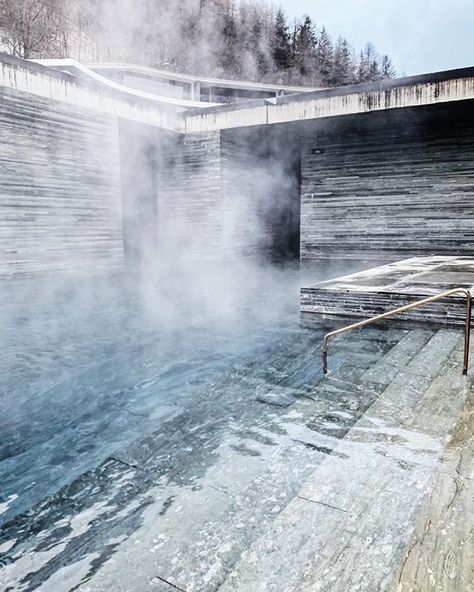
(322, 287), (472, 376)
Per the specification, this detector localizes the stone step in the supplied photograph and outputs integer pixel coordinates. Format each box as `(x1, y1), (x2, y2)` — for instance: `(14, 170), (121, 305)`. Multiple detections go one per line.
(388, 385), (474, 592)
(68, 331), (409, 592)
(360, 328), (433, 387)
(215, 328), (470, 592)
(1, 326), (454, 592)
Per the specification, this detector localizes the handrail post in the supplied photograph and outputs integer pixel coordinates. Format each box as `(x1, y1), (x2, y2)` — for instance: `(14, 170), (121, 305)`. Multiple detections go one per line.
(464, 290), (472, 375)
(323, 338), (328, 374)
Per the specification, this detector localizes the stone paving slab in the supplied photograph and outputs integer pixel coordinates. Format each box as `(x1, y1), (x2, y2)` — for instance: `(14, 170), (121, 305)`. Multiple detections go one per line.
(361, 329), (433, 386)
(301, 256), (474, 325)
(388, 385), (474, 592)
(216, 330), (471, 592)
(4, 326), (470, 592)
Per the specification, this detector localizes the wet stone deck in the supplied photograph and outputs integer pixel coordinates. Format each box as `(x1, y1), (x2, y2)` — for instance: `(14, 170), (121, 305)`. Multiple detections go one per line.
(1, 266), (473, 592)
(390, 384), (474, 592)
(2, 326), (472, 592)
(301, 256), (474, 325)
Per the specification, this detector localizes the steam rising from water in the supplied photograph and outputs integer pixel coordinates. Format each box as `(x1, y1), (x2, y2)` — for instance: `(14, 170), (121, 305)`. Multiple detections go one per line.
(116, 118), (302, 328)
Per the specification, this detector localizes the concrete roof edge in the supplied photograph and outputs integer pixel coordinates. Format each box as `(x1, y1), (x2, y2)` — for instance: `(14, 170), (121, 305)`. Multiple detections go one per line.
(183, 65), (474, 120)
(274, 66), (474, 105)
(87, 62), (321, 93)
(184, 97), (268, 117)
(0, 54), (213, 114)
(0, 52), (75, 82)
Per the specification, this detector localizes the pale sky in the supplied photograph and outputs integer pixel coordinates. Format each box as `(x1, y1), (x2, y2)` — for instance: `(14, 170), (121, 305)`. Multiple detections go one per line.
(280, 0), (474, 76)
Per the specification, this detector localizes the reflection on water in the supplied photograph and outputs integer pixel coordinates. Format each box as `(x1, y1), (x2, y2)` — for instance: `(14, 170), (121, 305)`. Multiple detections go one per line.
(0, 260), (406, 591)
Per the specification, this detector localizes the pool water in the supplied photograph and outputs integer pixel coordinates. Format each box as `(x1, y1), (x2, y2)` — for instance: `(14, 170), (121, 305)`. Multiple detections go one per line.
(0, 260), (412, 591)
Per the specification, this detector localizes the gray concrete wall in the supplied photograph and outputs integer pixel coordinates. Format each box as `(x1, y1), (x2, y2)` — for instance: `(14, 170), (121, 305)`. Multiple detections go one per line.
(119, 121), (181, 265)
(300, 102), (474, 260)
(0, 86), (124, 277)
(5, 58), (474, 274)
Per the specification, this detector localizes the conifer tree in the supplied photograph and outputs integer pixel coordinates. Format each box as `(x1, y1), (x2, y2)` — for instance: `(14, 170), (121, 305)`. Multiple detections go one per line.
(356, 42), (378, 83)
(272, 8), (291, 71)
(316, 26), (334, 86)
(332, 36), (354, 86)
(381, 54), (396, 79)
(0, 0), (397, 87)
(293, 15), (318, 83)
(368, 57), (381, 81)
(242, 6), (269, 79)
(220, 4), (240, 78)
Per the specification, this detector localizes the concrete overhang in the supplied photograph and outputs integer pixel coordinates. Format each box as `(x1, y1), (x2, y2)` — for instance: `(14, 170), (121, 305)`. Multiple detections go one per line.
(87, 62), (321, 94)
(0, 53), (187, 133)
(3, 55), (474, 137)
(184, 67), (474, 133)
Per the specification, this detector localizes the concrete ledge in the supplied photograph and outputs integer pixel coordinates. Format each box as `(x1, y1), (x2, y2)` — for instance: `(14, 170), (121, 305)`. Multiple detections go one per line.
(186, 67), (474, 132)
(301, 256), (474, 326)
(0, 53), (183, 131)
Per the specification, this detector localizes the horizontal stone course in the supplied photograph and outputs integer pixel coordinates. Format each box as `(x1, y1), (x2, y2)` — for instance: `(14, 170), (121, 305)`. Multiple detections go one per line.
(0, 86), (124, 277)
(301, 256), (474, 326)
(300, 104), (474, 261)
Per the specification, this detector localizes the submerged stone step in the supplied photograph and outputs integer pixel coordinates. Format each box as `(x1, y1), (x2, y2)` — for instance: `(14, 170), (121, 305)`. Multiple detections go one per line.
(215, 328), (471, 592)
(64, 329), (398, 592)
(3, 325), (466, 592)
(361, 328), (433, 386)
(363, 329), (462, 424)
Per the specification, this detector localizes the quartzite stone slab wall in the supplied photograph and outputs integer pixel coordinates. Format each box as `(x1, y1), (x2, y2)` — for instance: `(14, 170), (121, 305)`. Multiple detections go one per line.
(0, 86), (123, 277)
(300, 103), (474, 260)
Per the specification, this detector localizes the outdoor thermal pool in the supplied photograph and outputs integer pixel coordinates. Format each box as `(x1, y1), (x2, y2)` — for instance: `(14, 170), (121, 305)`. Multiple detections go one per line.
(0, 260), (470, 592)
